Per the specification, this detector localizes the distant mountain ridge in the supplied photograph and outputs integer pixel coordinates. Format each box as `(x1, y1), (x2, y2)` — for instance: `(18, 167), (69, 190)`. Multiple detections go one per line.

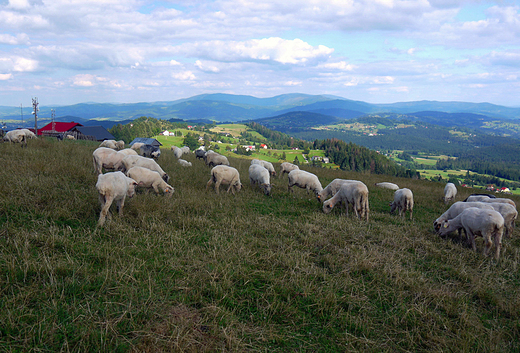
(0, 93), (519, 131)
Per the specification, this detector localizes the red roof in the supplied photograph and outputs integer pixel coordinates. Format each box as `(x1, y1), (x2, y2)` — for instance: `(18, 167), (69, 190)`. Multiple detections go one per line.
(37, 122), (83, 135)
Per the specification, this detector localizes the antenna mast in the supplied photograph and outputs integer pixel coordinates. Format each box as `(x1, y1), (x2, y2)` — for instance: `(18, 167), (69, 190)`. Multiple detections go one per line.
(32, 97), (39, 133)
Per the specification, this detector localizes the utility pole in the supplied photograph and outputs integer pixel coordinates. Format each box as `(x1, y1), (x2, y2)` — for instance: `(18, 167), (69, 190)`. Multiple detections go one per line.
(32, 97), (39, 133)
(51, 109), (56, 132)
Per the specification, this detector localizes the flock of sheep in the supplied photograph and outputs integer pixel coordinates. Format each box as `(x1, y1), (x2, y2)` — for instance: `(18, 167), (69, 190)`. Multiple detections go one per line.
(59, 138), (515, 260)
(2, 128), (37, 147)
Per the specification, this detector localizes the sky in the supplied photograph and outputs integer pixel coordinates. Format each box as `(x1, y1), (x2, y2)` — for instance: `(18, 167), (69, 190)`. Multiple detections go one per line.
(0, 0), (519, 107)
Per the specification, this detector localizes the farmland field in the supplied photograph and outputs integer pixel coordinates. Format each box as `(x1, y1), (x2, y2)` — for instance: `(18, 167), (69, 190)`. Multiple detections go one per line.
(1, 138), (519, 351)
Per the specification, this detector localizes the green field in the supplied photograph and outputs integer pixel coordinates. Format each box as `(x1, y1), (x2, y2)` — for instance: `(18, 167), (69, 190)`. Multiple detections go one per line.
(1, 138), (520, 351)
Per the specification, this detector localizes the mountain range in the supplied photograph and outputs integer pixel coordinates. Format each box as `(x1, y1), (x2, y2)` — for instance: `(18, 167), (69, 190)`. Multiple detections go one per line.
(1, 93), (519, 132)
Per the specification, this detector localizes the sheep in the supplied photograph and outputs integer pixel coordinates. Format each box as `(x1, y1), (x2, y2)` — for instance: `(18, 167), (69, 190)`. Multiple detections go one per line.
(126, 166), (174, 197)
(207, 165), (242, 195)
(251, 159), (276, 177)
(178, 159), (192, 167)
(433, 201), (495, 234)
(171, 146), (183, 159)
(249, 164), (272, 196)
(486, 202), (517, 238)
(131, 142), (145, 151)
(374, 182), (399, 190)
(65, 134), (76, 140)
(181, 146), (190, 154)
(140, 144), (161, 159)
(115, 140), (125, 150)
(390, 188), (414, 220)
(317, 179), (364, 203)
(3, 130), (27, 147)
(195, 149), (206, 160)
(20, 129), (37, 139)
(99, 139), (117, 149)
(437, 207), (504, 260)
(279, 162), (299, 177)
(96, 171), (138, 227)
(120, 155), (169, 183)
(443, 182), (457, 204)
(92, 147), (128, 174)
(465, 196), (516, 208)
(118, 148), (138, 156)
(287, 170), (323, 197)
(322, 182), (369, 221)
(205, 152), (230, 168)
(463, 193), (496, 202)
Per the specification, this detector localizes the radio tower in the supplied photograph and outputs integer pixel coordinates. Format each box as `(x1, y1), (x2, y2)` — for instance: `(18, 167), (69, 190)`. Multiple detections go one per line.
(51, 109), (56, 132)
(32, 97), (39, 133)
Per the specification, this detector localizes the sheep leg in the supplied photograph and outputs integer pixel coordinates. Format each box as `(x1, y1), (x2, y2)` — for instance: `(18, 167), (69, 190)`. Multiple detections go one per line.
(466, 229), (477, 252)
(206, 178), (214, 192)
(98, 194), (113, 226)
(116, 196), (126, 216)
(493, 230), (502, 260)
(214, 180), (221, 194)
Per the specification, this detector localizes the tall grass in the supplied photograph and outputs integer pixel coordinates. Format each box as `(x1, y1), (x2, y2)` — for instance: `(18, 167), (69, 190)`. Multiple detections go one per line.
(1, 138), (519, 352)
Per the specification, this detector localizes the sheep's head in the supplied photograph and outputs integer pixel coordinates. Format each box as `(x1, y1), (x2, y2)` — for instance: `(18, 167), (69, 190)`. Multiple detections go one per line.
(323, 201), (333, 214)
(164, 185), (175, 197)
(127, 180), (138, 198)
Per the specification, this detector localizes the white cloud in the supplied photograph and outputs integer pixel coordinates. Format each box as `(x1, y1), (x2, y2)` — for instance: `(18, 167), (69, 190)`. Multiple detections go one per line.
(13, 57), (38, 72)
(73, 74), (96, 87)
(0, 73), (13, 80)
(172, 71), (196, 80)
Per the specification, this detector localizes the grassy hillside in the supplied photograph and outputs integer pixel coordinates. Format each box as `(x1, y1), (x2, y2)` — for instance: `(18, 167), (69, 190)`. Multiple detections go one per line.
(1, 139), (520, 351)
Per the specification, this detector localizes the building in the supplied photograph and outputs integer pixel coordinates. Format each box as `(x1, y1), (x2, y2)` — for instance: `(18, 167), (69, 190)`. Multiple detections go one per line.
(72, 126), (115, 141)
(129, 137), (162, 147)
(37, 122), (83, 138)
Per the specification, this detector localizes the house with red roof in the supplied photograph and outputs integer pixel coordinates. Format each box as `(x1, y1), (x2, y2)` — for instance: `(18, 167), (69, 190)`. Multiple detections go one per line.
(38, 122), (83, 137)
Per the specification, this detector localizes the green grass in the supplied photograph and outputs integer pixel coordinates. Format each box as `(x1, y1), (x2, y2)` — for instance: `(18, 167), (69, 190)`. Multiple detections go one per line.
(1, 138), (520, 351)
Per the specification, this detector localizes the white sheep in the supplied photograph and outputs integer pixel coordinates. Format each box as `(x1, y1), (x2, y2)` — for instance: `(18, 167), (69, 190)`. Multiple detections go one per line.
(206, 165), (242, 195)
(20, 129), (37, 139)
(120, 155), (169, 183)
(115, 140), (125, 150)
(171, 146), (183, 159)
(463, 194), (496, 202)
(96, 171), (138, 227)
(487, 202), (517, 238)
(444, 182), (457, 203)
(287, 170), (323, 197)
(251, 159), (276, 177)
(3, 130), (27, 147)
(131, 142), (145, 151)
(433, 201), (495, 235)
(249, 164), (272, 195)
(181, 146), (190, 154)
(92, 147), (128, 174)
(374, 182), (399, 190)
(99, 139), (117, 149)
(126, 166), (174, 197)
(279, 162), (299, 177)
(205, 152), (230, 167)
(317, 179), (364, 203)
(466, 196), (516, 209)
(118, 148), (138, 156)
(437, 207), (504, 260)
(178, 159), (192, 167)
(390, 188), (414, 220)
(322, 182), (369, 221)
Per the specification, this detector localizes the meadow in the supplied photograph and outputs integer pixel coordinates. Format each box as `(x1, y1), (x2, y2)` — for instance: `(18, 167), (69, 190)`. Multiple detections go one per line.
(1, 138), (520, 352)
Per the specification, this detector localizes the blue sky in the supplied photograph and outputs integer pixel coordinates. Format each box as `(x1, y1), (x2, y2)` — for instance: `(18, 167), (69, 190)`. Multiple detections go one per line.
(0, 0), (519, 107)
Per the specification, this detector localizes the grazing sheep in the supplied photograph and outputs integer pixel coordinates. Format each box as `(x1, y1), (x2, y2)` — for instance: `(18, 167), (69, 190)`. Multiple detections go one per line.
(131, 142), (145, 151)
(433, 201), (495, 234)
(3, 130), (27, 147)
(99, 139), (117, 149)
(390, 188), (414, 220)
(287, 170), (323, 197)
(444, 182), (457, 204)
(374, 182), (399, 190)
(126, 166), (174, 197)
(96, 171), (138, 227)
(322, 182), (369, 221)
(172, 146), (183, 159)
(249, 164), (272, 196)
(65, 134), (76, 140)
(279, 162), (299, 177)
(92, 147), (128, 174)
(205, 152), (230, 168)
(317, 179), (364, 203)
(206, 165), (242, 195)
(181, 146), (190, 154)
(20, 129), (37, 139)
(178, 159), (192, 167)
(120, 155), (169, 183)
(487, 203), (517, 238)
(195, 149), (206, 160)
(465, 196), (516, 208)
(463, 193), (496, 202)
(251, 159), (276, 177)
(140, 144), (161, 159)
(437, 207), (504, 260)
(115, 140), (125, 150)
(118, 148), (138, 156)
